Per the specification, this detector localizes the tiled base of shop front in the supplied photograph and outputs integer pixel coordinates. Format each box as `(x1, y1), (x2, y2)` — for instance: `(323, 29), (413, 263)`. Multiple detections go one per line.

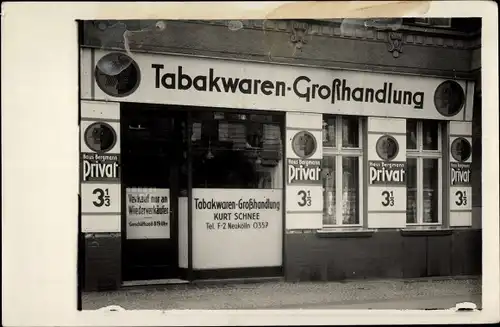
(82, 233), (122, 292)
(80, 229), (481, 292)
(284, 229), (482, 281)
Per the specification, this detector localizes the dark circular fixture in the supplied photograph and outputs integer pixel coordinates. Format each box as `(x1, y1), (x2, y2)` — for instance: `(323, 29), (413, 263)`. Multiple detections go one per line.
(376, 135), (399, 161)
(451, 137), (472, 162)
(292, 131), (317, 159)
(95, 52), (141, 98)
(84, 122), (117, 153)
(434, 80), (465, 117)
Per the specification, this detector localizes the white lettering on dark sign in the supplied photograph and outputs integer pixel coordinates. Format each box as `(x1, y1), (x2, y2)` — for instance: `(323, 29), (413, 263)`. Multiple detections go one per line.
(287, 158), (322, 184)
(369, 161), (406, 185)
(81, 153), (120, 182)
(450, 162), (471, 186)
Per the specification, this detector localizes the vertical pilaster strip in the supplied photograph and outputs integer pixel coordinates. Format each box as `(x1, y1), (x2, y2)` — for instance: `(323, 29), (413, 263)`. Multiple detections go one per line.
(449, 121), (473, 227)
(285, 112), (323, 231)
(366, 117), (407, 229)
(80, 100), (122, 291)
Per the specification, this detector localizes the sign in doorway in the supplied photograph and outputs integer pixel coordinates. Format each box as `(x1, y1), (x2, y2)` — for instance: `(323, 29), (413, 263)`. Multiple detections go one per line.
(120, 104), (187, 281)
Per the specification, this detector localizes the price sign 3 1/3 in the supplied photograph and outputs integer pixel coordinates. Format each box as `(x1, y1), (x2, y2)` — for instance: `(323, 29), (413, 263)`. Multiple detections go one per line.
(93, 188), (111, 207)
(297, 189), (312, 207)
(450, 187), (471, 210)
(381, 190), (395, 207)
(81, 183), (120, 213)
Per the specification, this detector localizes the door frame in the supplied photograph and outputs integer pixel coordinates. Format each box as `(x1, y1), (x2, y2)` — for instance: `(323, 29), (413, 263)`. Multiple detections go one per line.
(120, 103), (187, 282)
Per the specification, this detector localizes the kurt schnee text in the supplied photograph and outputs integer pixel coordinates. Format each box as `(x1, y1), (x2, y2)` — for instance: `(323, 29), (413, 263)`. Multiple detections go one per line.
(194, 197), (281, 231)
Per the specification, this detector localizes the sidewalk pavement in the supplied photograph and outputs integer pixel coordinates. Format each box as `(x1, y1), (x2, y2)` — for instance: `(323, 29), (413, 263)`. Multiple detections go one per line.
(81, 276), (481, 310)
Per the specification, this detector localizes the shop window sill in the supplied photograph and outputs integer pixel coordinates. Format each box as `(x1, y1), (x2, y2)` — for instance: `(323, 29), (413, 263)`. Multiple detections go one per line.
(400, 227), (453, 237)
(316, 228), (375, 238)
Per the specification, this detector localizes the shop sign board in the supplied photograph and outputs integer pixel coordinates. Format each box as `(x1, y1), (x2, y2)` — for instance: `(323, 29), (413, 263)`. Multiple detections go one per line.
(88, 49), (474, 121)
(125, 188), (171, 239)
(192, 188), (282, 269)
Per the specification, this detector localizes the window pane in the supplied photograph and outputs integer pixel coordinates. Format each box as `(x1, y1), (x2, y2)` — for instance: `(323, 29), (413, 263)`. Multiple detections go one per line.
(422, 120), (439, 150)
(342, 157), (359, 224)
(406, 158), (417, 223)
(322, 117), (336, 147)
(322, 157), (336, 225)
(342, 117), (359, 148)
(191, 112), (283, 189)
(423, 159), (439, 223)
(428, 18), (451, 27)
(406, 120), (417, 150)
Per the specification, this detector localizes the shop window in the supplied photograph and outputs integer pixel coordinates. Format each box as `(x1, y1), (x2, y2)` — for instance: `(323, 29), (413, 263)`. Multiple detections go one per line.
(190, 111), (283, 189)
(322, 116), (363, 226)
(406, 119), (443, 225)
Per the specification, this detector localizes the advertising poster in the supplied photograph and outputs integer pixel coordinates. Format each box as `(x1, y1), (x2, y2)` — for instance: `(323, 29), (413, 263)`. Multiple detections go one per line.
(368, 133), (407, 210)
(286, 129), (323, 214)
(449, 136), (472, 212)
(192, 188), (282, 269)
(366, 118), (407, 229)
(126, 188), (170, 240)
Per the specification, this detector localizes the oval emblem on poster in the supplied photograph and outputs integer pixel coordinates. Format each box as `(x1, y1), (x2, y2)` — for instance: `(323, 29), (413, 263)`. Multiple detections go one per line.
(451, 137), (472, 162)
(433, 80), (465, 117)
(95, 52), (141, 97)
(292, 131), (317, 159)
(376, 135), (399, 161)
(84, 122), (117, 153)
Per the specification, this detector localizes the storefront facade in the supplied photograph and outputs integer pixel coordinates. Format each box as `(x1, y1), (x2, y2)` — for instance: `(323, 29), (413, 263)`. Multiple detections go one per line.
(79, 19), (482, 291)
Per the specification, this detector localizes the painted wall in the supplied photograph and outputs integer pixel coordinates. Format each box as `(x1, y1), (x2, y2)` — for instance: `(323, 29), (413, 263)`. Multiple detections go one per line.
(82, 20), (477, 79)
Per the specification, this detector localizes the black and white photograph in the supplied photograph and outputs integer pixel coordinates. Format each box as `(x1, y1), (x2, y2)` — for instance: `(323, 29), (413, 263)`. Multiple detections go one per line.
(2, 1), (499, 326)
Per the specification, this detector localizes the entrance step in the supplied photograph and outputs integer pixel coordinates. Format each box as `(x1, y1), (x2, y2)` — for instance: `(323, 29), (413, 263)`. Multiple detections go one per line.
(122, 279), (189, 287)
(192, 276), (284, 286)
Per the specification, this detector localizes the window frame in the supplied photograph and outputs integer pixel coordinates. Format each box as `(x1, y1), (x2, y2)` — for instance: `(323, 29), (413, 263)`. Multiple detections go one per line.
(413, 18), (452, 28)
(322, 115), (364, 228)
(406, 120), (443, 226)
(190, 110), (284, 190)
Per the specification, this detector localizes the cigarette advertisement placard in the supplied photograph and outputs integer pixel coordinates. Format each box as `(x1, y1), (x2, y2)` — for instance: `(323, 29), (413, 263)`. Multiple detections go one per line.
(192, 188), (282, 269)
(285, 113), (323, 230)
(367, 118), (407, 229)
(449, 136), (473, 213)
(126, 188), (170, 240)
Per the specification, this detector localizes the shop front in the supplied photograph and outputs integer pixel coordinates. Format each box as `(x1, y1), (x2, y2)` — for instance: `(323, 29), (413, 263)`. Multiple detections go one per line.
(79, 48), (479, 290)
